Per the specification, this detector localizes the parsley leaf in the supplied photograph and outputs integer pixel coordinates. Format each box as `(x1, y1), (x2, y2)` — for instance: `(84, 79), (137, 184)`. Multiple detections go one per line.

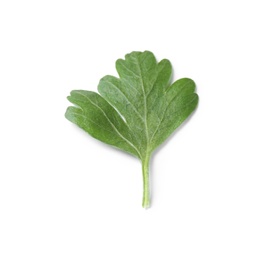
(65, 51), (198, 208)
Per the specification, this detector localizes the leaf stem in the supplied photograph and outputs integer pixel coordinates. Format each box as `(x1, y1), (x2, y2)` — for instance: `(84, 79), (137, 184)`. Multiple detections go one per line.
(142, 154), (151, 209)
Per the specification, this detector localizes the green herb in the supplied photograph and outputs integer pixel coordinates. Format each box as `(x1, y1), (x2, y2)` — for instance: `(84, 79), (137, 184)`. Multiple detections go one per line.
(65, 51), (198, 208)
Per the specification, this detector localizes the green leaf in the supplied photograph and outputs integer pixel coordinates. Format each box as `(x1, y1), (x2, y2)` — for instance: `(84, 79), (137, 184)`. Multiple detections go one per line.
(65, 51), (198, 208)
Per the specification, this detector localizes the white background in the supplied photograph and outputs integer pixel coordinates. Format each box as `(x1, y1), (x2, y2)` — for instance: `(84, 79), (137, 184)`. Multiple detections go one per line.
(0, 0), (273, 259)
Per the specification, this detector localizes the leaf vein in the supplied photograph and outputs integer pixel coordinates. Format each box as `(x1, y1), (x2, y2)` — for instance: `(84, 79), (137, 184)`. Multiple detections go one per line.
(150, 94), (197, 143)
(119, 61), (139, 78)
(75, 91), (141, 157)
(133, 56), (149, 146)
(103, 80), (145, 123)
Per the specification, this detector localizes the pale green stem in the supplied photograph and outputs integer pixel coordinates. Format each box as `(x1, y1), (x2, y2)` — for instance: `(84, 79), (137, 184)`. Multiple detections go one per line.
(142, 155), (151, 209)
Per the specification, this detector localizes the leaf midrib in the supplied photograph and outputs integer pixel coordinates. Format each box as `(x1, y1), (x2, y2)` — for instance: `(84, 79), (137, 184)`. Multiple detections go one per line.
(133, 56), (149, 151)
